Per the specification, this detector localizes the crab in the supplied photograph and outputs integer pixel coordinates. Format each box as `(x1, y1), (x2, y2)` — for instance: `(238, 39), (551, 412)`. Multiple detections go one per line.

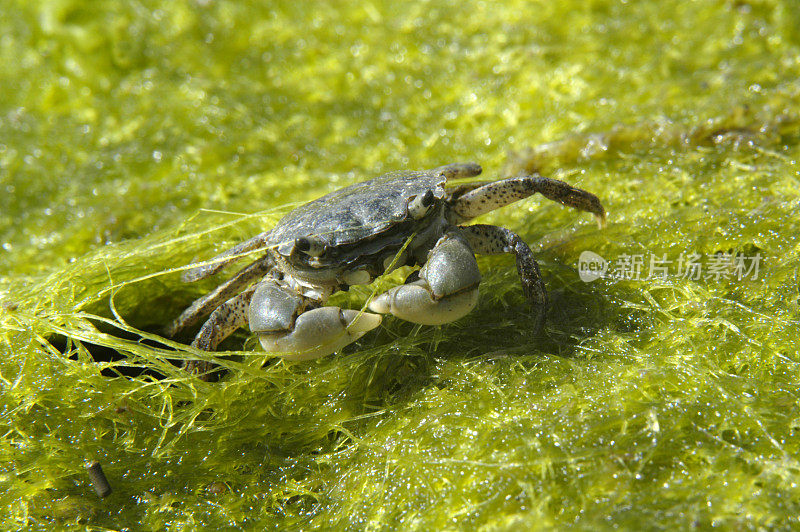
(167, 163), (606, 375)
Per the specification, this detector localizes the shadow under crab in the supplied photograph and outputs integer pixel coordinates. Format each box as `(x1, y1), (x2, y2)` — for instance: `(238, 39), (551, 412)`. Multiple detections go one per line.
(167, 163), (606, 378)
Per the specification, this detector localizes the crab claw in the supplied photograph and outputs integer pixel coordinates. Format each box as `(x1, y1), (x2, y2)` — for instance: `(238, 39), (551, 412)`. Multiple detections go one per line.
(256, 307), (382, 361)
(369, 230), (481, 325)
(369, 279), (479, 325)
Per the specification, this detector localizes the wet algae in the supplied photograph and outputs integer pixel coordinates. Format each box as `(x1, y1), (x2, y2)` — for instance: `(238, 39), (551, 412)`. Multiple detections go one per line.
(1, 0), (800, 529)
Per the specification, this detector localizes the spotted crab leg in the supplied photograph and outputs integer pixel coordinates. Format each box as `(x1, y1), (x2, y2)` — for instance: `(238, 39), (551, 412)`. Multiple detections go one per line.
(183, 286), (257, 375)
(369, 229), (481, 325)
(448, 174), (607, 227)
(460, 224), (547, 331)
(435, 162), (482, 180)
(181, 232), (271, 282)
(166, 255), (273, 338)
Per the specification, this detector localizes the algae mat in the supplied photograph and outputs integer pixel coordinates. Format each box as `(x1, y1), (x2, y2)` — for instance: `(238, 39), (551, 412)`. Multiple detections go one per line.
(2, 0), (800, 529)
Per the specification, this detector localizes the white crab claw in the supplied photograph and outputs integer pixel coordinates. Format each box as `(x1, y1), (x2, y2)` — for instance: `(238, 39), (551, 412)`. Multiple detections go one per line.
(257, 307), (381, 361)
(368, 280), (479, 325)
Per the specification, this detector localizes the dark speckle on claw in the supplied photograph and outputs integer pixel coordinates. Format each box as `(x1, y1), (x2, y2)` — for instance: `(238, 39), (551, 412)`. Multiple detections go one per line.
(168, 162), (606, 379)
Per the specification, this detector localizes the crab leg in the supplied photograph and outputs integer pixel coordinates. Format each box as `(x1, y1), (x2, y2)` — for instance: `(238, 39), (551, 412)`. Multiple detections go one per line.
(183, 286), (257, 375)
(248, 281), (382, 361)
(449, 174), (606, 227)
(369, 230), (481, 325)
(435, 162), (483, 180)
(182, 232), (271, 282)
(167, 256), (272, 337)
(460, 224), (547, 331)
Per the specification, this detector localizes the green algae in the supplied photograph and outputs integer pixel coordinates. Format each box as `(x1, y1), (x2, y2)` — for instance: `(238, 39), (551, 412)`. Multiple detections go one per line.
(2, 0), (800, 529)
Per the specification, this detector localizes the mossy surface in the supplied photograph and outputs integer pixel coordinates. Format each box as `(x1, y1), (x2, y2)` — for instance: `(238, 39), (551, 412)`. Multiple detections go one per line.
(2, 0), (800, 529)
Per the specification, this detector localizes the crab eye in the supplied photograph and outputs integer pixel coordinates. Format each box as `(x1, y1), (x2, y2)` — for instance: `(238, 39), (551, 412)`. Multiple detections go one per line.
(408, 190), (436, 219)
(295, 238), (310, 252)
(294, 237), (325, 257)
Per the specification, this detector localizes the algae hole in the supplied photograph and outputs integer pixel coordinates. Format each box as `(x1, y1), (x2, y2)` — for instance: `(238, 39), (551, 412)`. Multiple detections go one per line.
(47, 327), (174, 380)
